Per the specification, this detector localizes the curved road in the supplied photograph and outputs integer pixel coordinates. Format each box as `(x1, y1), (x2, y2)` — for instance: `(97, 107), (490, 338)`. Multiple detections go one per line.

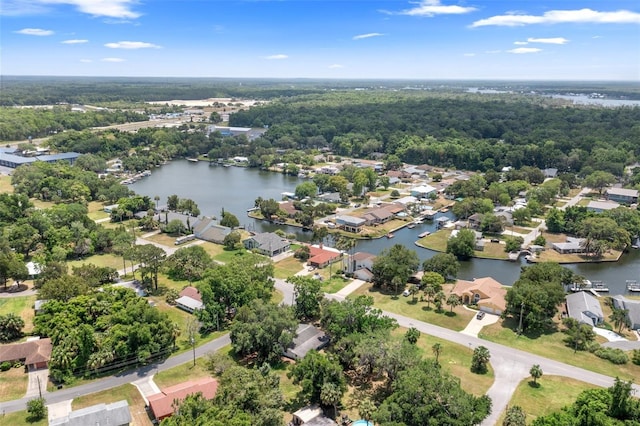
(3, 278), (637, 426)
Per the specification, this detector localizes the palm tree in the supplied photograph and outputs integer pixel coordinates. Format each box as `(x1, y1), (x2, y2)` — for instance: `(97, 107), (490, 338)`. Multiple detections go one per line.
(434, 290), (446, 312)
(358, 398), (376, 423)
(610, 308), (629, 334)
(503, 406), (526, 426)
(471, 345), (491, 374)
(446, 294), (461, 313)
(154, 195), (160, 210)
(432, 343), (442, 365)
(409, 285), (420, 302)
(529, 364), (543, 385)
(423, 284), (436, 308)
(320, 382), (342, 419)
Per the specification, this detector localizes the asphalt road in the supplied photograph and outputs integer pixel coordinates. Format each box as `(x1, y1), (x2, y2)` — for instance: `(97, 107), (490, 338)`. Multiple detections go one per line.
(3, 279), (637, 425)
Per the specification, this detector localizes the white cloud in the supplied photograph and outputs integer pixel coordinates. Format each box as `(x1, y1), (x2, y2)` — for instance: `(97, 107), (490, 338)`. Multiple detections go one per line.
(485, 50), (502, 54)
(384, 0), (477, 17)
(62, 39), (88, 44)
(592, 35), (603, 39)
(527, 37), (569, 44)
(105, 41), (161, 49)
(353, 33), (384, 40)
(38, 0), (140, 19)
(101, 57), (125, 62)
(471, 8), (640, 27)
(508, 47), (542, 54)
(79, 59), (92, 62)
(15, 27), (53, 36)
(463, 53), (476, 57)
(328, 64), (344, 69)
(514, 41), (528, 45)
(264, 54), (288, 60)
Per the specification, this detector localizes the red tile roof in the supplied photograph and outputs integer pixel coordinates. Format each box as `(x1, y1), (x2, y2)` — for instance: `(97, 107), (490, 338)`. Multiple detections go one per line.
(179, 286), (202, 303)
(308, 246), (341, 266)
(148, 377), (218, 420)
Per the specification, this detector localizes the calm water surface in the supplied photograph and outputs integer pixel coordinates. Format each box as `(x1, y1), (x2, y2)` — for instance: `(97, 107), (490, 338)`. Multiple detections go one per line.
(131, 160), (640, 293)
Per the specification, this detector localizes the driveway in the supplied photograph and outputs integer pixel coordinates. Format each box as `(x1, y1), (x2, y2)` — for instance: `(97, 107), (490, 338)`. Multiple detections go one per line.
(132, 376), (161, 405)
(47, 400), (72, 423)
(25, 368), (49, 399)
(460, 311), (500, 338)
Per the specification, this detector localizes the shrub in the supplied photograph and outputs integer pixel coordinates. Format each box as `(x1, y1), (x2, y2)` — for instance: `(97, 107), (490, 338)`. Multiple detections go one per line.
(0, 362), (11, 371)
(632, 349), (640, 366)
(165, 288), (179, 305)
(594, 347), (628, 364)
(27, 397), (47, 421)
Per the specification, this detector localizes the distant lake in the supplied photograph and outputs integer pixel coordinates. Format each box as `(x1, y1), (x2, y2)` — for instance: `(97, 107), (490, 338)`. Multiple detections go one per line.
(131, 160), (640, 293)
(550, 94), (640, 107)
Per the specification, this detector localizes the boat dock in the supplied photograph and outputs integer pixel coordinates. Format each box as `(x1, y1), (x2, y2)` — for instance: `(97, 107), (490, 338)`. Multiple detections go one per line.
(570, 280), (609, 293)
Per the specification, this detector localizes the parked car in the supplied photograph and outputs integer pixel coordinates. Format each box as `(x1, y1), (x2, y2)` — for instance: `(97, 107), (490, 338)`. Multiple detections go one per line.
(476, 311), (486, 320)
(402, 289), (410, 297)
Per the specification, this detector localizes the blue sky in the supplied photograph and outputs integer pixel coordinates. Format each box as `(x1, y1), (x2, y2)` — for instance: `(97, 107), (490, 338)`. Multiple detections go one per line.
(1, 0), (639, 80)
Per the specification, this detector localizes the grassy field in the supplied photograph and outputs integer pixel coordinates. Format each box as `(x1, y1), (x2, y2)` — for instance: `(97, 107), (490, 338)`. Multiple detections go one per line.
(0, 175), (14, 193)
(417, 229), (510, 260)
(479, 318), (640, 381)
(153, 358), (212, 389)
(0, 366), (28, 402)
(144, 232), (177, 247)
(533, 248), (621, 263)
(496, 376), (598, 424)
(0, 295), (37, 333)
(274, 256), (305, 279)
(67, 253), (123, 271)
(0, 410), (47, 426)
(72, 383), (152, 426)
(350, 283), (475, 331)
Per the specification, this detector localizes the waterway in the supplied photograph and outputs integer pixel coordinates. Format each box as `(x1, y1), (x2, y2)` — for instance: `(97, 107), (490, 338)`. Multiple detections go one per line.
(130, 160), (640, 293)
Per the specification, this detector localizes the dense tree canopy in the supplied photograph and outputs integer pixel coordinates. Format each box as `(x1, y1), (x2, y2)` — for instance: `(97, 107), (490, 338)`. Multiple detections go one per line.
(371, 244), (419, 292)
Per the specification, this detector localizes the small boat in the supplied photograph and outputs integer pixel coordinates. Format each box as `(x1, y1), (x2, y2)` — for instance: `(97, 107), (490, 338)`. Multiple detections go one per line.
(386, 233), (395, 239)
(627, 280), (640, 292)
(407, 224), (416, 229)
(440, 207), (449, 213)
(187, 158), (198, 163)
(418, 231), (430, 238)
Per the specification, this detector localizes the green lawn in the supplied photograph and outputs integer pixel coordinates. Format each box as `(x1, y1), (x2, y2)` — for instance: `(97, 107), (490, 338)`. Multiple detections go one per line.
(496, 376), (597, 424)
(0, 410), (47, 426)
(274, 256), (305, 279)
(479, 318), (640, 381)
(153, 358), (212, 389)
(0, 366), (28, 402)
(0, 175), (14, 194)
(417, 229), (452, 252)
(350, 283), (475, 331)
(144, 232), (177, 247)
(67, 253), (123, 271)
(0, 295), (37, 333)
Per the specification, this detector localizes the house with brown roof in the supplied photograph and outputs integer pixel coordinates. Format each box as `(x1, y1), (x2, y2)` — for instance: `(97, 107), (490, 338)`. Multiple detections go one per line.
(362, 207), (394, 225)
(175, 286), (204, 313)
(451, 277), (507, 315)
(0, 337), (52, 370)
(308, 246), (342, 269)
(279, 201), (298, 218)
(148, 377), (218, 421)
(342, 252), (376, 282)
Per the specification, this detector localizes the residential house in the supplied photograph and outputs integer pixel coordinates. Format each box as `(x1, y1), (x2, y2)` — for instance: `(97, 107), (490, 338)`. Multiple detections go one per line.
(154, 211), (197, 230)
(542, 168), (558, 179)
(291, 405), (337, 426)
(565, 292), (604, 326)
(148, 377), (219, 421)
(606, 188), (639, 204)
(435, 216), (451, 229)
(410, 185), (437, 199)
(50, 400), (131, 426)
(279, 201), (298, 218)
(192, 217), (232, 244)
(243, 232), (290, 257)
(284, 324), (329, 360)
(362, 207), (394, 225)
(451, 277), (507, 315)
(0, 337), (52, 370)
(335, 215), (366, 233)
(343, 252), (376, 281)
(175, 286), (204, 313)
(318, 192), (342, 203)
(308, 246), (342, 269)
(611, 296), (640, 330)
(587, 200), (620, 213)
(387, 170), (411, 181)
(552, 237), (587, 254)
(468, 213), (483, 230)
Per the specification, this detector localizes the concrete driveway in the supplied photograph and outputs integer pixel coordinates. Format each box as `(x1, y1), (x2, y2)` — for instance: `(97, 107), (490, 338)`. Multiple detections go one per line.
(25, 368), (49, 399)
(47, 399), (72, 423)
(460, 311), (500, 337)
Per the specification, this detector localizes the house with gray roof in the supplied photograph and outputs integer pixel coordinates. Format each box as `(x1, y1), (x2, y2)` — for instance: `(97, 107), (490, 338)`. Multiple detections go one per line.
(335, 215), (366, 233)
(284, 324), (329, 360)
(552, 237), (586, 254)
(192, 217), (231, 244)
(50, 400), (131, 426)
(606, 187), (639, 204)
(565, 292), (604, 326)
(587, 200), (620, 213)
(611, 296), (640, 330)
(243, 232), (290, 257)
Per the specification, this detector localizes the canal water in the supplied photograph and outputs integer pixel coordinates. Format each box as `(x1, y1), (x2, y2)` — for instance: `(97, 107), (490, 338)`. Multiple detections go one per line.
(130, 160), (640, 293)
